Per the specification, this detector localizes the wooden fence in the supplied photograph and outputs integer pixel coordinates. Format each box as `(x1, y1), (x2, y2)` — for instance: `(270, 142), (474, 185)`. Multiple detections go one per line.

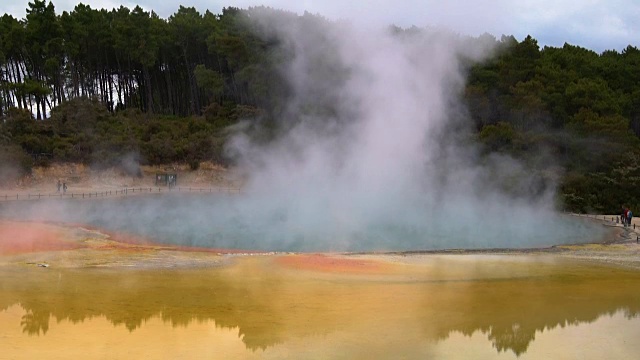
(0, 186), (241, 202)
(575, 213), (639, 243)
(574, 213), (635, 226)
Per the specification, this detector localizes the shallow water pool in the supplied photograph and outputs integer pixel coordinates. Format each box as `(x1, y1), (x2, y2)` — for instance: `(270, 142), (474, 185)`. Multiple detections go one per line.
(0, 194), (606, 252)
(1, 254), (639, 359)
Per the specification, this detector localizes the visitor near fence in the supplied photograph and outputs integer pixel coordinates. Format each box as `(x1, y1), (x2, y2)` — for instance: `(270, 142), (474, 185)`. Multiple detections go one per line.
(620, 206), (633, 227)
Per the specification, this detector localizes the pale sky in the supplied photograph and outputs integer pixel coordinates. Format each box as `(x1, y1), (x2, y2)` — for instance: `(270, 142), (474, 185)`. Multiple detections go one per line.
(2, 0), (639, 52)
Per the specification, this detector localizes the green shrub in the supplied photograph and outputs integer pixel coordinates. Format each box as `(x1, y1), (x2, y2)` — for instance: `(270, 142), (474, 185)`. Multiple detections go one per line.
(0, 144), (32, 184)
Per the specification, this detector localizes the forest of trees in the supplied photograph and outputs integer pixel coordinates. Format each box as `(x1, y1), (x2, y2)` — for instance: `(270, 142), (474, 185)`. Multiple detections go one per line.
(1, 1), (640, 213)
(0, 2), (282, 117)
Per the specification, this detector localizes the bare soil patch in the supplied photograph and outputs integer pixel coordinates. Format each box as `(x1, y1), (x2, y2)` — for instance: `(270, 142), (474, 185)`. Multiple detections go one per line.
(0, 162), (241, 196)
(0, 221), (84, 255)
(0, 220), (235, 268)
(275, 253), (393, 274)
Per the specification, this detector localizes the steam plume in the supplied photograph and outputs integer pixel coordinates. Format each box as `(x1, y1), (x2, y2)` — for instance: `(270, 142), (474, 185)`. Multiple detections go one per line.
(212, 12), (599, 251)
(0, 13), (601, 252)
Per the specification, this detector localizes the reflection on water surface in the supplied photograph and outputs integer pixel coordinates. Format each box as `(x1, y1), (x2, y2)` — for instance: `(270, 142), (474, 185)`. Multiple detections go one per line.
(1, 255), (640, 359)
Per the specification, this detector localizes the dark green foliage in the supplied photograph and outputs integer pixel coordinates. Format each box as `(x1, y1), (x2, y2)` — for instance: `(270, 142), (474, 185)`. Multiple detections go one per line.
(0, 143), (32, 184)
(479, 122), (519, 152)
(467, 35), (640, 213)
(0, 96), (262, 169)
(1, 3), (640, 212)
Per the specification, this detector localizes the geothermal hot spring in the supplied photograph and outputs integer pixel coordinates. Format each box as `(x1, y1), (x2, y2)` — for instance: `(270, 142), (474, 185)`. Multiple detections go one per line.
(2, 12), (640, 360)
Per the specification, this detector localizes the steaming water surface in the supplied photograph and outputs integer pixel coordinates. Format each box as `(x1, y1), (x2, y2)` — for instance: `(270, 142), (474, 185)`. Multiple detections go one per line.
(0, 195), (604, 252)
(1, 255), (639, 359)
(0, 13), (601, 253)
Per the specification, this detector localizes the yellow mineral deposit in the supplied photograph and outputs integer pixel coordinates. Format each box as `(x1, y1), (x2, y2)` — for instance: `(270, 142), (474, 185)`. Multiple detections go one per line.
(1, 220), (640, 359)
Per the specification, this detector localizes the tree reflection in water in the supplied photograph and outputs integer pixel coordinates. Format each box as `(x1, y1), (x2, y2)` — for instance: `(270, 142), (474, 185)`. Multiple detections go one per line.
(1, 256), (639, 356)
(20, 309), (50, 336)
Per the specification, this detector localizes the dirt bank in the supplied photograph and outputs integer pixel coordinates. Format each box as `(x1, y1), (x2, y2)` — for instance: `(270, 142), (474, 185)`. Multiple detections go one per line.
(0, 221), (84, 255)
(0, 162), (241, 196)
(0, 220), (238, 268)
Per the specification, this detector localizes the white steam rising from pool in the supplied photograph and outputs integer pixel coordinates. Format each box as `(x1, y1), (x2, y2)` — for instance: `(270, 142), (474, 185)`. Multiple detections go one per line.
(209, 12), (597, 251)
(0, 13), (603, 251)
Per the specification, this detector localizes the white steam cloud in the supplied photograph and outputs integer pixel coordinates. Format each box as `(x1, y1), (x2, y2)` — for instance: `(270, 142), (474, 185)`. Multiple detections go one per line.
(212, 13), (598, 251)
(0, 14), (601, 252)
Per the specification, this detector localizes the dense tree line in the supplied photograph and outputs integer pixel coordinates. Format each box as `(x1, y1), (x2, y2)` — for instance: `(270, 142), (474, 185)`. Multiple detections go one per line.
(1, 1), (640, 212)
(0, 1), (279, 117)
(468, 36), (640, 212)
(0, 2), (276, 170)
